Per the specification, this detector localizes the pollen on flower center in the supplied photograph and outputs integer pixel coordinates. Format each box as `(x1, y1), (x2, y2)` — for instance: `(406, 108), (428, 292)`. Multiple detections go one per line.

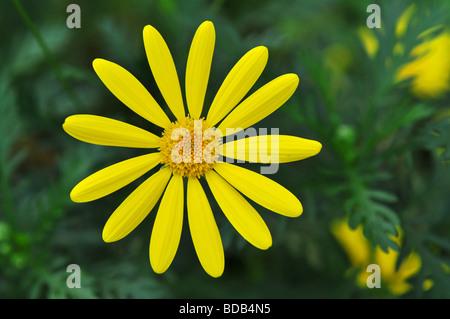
(159, 116), (221, 178)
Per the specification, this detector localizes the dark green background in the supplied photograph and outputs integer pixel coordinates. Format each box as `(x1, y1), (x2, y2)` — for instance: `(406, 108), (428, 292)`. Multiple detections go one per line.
(0, 0), (449, 298)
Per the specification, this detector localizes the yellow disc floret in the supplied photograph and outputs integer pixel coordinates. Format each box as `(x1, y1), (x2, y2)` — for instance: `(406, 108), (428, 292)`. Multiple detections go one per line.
(159, 116), (221, 178)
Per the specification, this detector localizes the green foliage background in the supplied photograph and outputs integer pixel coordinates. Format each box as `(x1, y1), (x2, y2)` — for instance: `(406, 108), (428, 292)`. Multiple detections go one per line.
(0, 0), (449, 298)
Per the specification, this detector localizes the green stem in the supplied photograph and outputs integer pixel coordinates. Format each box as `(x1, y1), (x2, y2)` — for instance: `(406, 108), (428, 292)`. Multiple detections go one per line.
(11, 0), (83, 109)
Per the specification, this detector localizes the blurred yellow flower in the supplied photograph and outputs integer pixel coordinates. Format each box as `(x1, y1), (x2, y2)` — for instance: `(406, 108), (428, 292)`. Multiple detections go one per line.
(331, 218), (421, 295)
(357, 4), (450, 99)
(396, 30), (450, 99)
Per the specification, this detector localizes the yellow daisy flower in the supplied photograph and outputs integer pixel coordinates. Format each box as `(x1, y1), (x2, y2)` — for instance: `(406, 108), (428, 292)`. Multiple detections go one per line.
(358, 4), (450, 99)
(331, 218), (421, 295)
(62, 21), (322, 277)
(396, 29), (450, 99)
(394, 5), (450, 98)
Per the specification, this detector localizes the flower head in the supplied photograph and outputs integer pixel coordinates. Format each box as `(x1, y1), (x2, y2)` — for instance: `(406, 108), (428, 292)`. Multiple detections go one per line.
(63, 21), (322, 277)
(357, 4), (450, 99)
(396, 30), (450, 99)
(331, 218), (421, 295)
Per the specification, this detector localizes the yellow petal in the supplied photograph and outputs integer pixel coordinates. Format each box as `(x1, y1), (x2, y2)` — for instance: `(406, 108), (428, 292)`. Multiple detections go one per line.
(102, 168), (171, 242)
(423, 279), (434, 291)
(356, 268), (370, 288)
(395, 4), (416, 38)
(396, 251), (421, 280)
(206, 46), (268, 126)
(63, 114), (160, 148)
(92, 59), (171, 128)
(218, 74), (299, 134)
(387, 251), (421, 296)
(143, 25), (185, 120)
(205, 170), (272, 250)
(357, 27), (379, 58)
(388, 280), (413, 296)
(150, 174), (184, 274)
(220, 135), (322, 163)
(187, 177), (224, 278)
(185, 21), (215, 119)
(213, 162), (302, 217)
(330, 219), (371, 267)
(71, 153), (161, 203)
(374, 246), (398, 280)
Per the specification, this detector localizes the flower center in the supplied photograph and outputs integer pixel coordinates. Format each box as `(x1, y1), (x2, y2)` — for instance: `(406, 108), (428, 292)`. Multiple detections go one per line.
(159, 116), (221, 178)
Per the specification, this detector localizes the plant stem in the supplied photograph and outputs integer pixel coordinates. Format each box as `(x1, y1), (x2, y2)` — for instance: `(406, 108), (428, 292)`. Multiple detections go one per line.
(11, 0), (84, 109)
